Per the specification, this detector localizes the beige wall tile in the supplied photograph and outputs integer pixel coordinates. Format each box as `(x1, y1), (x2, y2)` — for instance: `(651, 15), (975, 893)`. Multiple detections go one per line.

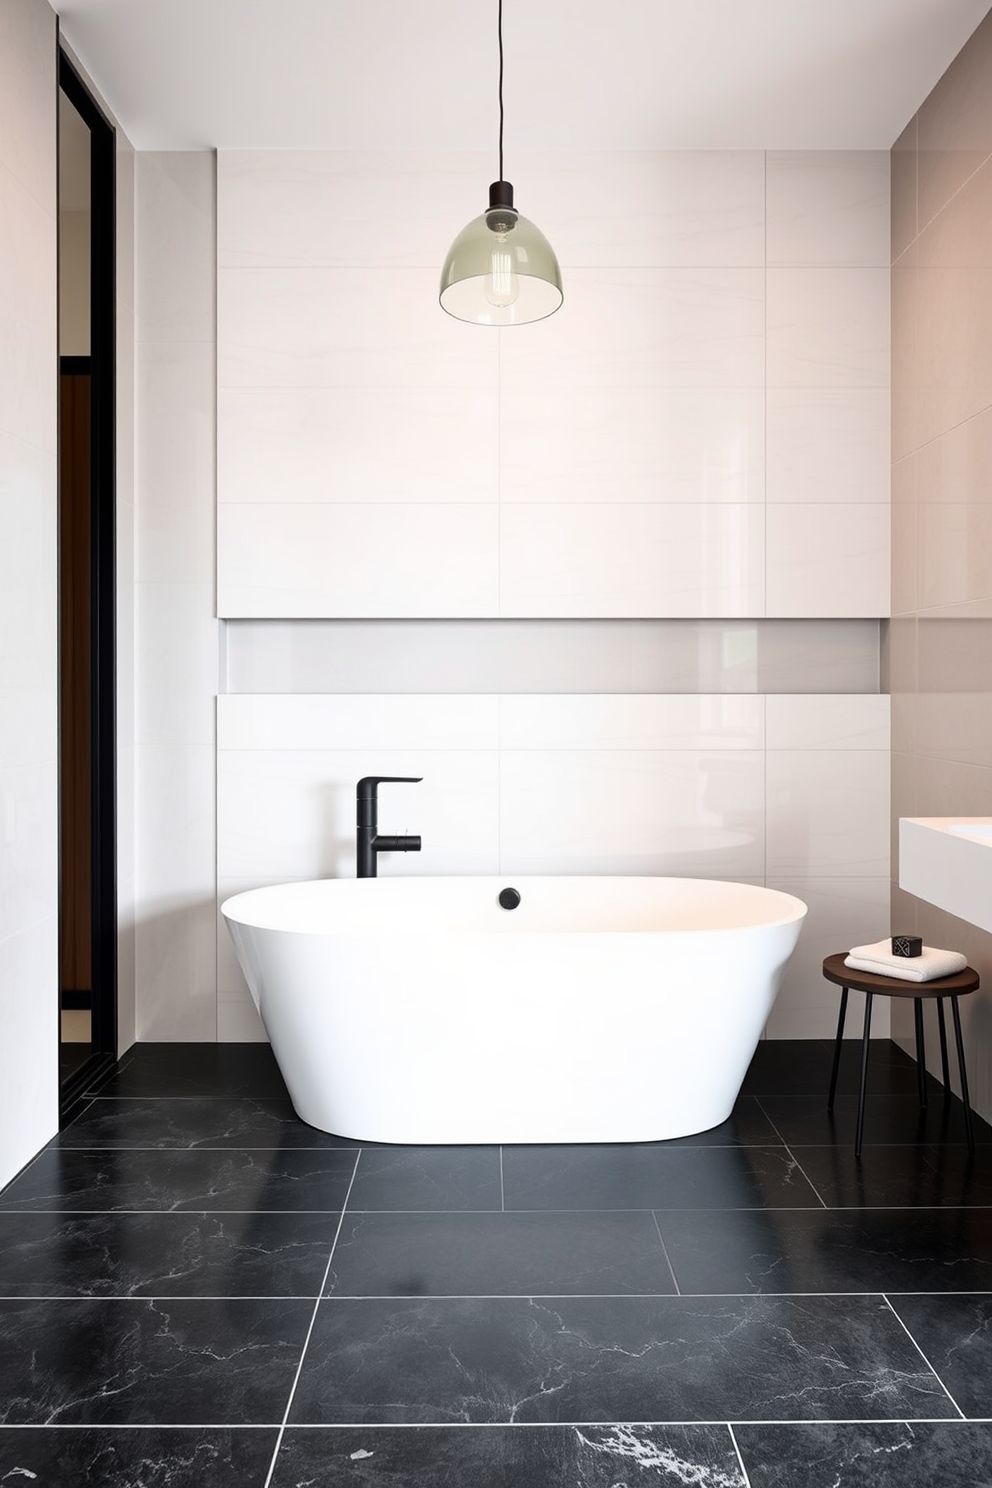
(918, 8), (992, 230)
(891, 116), (918, 264)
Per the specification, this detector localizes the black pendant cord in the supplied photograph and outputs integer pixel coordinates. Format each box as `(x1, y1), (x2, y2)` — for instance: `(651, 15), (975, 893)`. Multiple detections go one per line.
(497, 0), (505, 182)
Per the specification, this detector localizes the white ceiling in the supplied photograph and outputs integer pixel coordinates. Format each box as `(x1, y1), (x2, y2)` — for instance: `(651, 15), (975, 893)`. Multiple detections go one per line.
(57, 0), (992, 153)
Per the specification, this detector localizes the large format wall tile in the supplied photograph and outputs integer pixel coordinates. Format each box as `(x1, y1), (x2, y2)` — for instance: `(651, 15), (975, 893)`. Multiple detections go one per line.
(766, 504), (889, 617)
(500, 387), (764, 506)
(219, 266), (499, 390)
(767, 750), (890, 878)
(766, 152), (890, 266)
(765, 388), (889, 505)
(499, 268), (765, 390)
(219, 386), (498, 506)
(219, 503), (500, 618)
(767, 267), (889, 387)
(500, 504), (764, 618)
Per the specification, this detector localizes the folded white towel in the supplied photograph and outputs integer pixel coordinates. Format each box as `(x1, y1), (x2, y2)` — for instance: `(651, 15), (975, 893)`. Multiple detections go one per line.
(845, 939), (967, 983)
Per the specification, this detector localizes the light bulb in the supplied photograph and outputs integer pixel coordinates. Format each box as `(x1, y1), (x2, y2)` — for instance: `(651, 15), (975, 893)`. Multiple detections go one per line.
(484, 241), (519, 308)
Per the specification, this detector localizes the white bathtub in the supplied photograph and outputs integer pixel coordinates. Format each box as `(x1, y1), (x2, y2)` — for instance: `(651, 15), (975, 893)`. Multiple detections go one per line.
(221, 876), (806, 1145)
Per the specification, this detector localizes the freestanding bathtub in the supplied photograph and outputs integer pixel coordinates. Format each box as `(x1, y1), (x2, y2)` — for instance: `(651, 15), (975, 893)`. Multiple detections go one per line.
(222, 876), (806, 1144)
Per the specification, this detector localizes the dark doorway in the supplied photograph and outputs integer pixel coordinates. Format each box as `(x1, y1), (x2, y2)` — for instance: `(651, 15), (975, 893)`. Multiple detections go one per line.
(58, 52), (117, 1115)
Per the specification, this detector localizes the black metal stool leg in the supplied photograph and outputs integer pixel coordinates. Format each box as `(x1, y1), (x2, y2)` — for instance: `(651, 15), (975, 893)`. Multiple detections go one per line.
(828, 986), (849, 1111)
(950, 995), (976, 1156)
(856, 991), (874, 1161)
(914, 997), (928, 1108)
(937, 998), (951, 1097)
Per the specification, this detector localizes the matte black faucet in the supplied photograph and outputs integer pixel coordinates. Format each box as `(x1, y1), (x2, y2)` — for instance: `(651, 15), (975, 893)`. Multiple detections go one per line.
(356, 776), (422, 878)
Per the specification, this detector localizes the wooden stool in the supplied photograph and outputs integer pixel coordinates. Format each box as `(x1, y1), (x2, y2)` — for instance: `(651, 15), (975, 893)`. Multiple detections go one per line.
(822, 952), (979, 1159)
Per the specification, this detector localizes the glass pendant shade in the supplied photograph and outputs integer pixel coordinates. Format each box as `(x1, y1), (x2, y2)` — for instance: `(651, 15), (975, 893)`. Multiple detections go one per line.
(439, 180), (563, 326)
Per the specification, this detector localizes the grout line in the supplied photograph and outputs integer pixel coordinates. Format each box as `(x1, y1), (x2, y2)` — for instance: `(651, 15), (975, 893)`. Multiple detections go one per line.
(651, 1210), (681, 1297)
(499, 1147), (505, 1212)
(882, 1292), (966, 1421)
(781, 1141), (829, 1209)
(727, 1423), (753, 1487)
(0, 1417), (987, 1432)
(263, 1150), (362, 1488)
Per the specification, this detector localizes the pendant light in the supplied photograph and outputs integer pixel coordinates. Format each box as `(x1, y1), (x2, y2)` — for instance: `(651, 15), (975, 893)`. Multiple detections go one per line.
(439, 0), (563, 326)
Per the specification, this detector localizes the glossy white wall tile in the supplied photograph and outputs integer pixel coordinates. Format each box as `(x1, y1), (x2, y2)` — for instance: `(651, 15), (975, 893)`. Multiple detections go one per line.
(766, 749), (890, 877)
(219, 387), (498, 506)
(137, 343), (216, 585)
(218, 150), (490, 268)
(500, 387), (764, 505)
(766, 152), (890, 266)
(764, 878), (892, 1039)
(766, 267), (890, 387)
(515, 150), (766, 267)
(765, 388), (889, 505)
(217, 749), (499, 880)
(219, 695), (498, 752)
(500, 504), (764, 618)
(499, 268), (766, 389)
(499, 749), (765, 877)
(765, 503), (890, 617)
(765, 694), (890, 751)
(218, 503), (499, 617)
(219, 266), (499, 390)
(499, 695), (764, 751)
(135, 151), (219, 1041)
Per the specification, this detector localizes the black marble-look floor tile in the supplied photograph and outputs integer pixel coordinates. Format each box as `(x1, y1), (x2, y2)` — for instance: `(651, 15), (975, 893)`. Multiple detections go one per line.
(889, 1293), (992, 1418)
(658, 1205), (992, 1295)
(740, 1040), (941, 1100)
(346, 1148), (502, 1211)
(790, 1143), (992, 1208)
(661, 1096), (784, 1148)
(0, 1428), (278, 1487)
(0, 1209), (338, 1297)
(271, 1424), (747, 1486)
(90, 1043), (290, 1099)
(760, 1094), (990, 1148)
(288, 1294), (955, 1424)
(0, 1146), (357, 1212)
(734, 1422), (992, 1487)
(501, 1144), (822, 1211)
(58, 1096), (357, 1150)
(0, 1297), (313, 1424)
(326, 1211), (676, 1297)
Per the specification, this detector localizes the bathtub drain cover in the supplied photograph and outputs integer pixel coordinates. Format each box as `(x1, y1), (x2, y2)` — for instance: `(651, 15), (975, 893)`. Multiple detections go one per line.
(498, 887), (521, 910)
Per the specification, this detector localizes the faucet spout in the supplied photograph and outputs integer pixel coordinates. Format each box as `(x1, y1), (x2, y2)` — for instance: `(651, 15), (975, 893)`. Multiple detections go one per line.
(356, 776), (423, 878)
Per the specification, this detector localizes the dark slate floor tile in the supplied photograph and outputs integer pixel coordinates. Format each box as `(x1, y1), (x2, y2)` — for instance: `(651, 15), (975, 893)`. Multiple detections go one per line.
(659, 1206), (992, 1295)
(346, 1148), (502, 1212)
(0, 1147), (357, 1212)
(57, 1096), (358, 1150)
(90, 1043), (289, 1099)
(0, 1427), (277, 1487)
(0, 1297), (312, 1425)
(734, 1422), (992, 1487)
(790, 1143), (992, 1208)
(501, 1144), (822, 1212)
(661, 1096), (783, 1148)
(889, 1293), (992, 1418)
(288, 1294), (955, 1425)
(760, 1094), (989, 1148)
(0, 1210), (338, 1297)
(326, 1210), (676, 1297)
(271, 1423), (747, 1486)
(740, 1040), (939, 1100)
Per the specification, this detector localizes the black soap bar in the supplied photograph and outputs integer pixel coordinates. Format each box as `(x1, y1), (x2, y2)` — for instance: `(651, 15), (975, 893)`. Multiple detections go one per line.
(892, 935), (923, 958)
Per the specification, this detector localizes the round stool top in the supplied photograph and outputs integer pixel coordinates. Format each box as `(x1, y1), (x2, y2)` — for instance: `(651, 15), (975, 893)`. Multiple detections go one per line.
(822, 951), (979, 999)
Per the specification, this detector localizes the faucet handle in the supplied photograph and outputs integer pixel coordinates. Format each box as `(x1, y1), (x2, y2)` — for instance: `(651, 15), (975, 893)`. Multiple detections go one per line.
(356, 776), (423, 800)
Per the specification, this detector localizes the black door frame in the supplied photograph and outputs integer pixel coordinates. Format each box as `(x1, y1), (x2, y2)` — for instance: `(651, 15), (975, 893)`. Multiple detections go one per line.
(58, 50), (118, 1117)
